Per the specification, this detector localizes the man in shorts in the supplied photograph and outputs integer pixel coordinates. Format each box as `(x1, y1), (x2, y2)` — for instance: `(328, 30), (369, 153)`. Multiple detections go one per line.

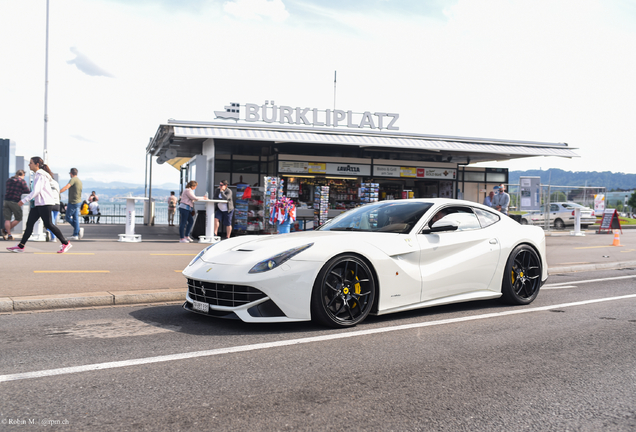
(3, 170), (31, 241)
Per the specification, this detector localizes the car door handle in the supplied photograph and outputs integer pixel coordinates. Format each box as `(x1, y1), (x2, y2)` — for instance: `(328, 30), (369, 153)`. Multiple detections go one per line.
(489, 239), (498, 245)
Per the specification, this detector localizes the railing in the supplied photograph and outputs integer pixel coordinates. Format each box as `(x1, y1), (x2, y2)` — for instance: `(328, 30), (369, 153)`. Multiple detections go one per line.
(61, 204), (180, 225)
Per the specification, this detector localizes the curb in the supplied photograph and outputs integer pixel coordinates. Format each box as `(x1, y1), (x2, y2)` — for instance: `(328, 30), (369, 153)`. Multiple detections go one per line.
(0, 289), (185, 314)
(548, 260), (636, 275)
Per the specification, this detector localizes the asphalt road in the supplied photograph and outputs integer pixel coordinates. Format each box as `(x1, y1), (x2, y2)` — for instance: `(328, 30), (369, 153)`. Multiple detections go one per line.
(1, 268), (636, 431)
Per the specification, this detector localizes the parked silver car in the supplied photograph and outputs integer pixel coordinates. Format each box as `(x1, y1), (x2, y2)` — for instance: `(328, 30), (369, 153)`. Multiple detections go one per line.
(520, 202), (597, 229)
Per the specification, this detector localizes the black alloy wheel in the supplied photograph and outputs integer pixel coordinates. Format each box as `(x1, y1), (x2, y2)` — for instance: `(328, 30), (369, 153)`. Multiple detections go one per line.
(311, 254), (376, 328)
(501, 245), (542, 305)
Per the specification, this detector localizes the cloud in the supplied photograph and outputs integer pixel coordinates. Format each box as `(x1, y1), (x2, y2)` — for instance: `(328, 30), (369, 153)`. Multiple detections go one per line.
(70, 134), (96, 143)
(66, 47), (115, 78)
(223, 0), (289, 22)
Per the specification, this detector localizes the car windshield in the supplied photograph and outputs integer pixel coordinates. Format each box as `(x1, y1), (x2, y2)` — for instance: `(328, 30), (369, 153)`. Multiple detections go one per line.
(318, 201), (434, 233)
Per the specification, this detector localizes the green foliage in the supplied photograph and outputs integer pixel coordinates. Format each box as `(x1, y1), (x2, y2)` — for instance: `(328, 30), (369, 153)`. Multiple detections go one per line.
(550, 191), (567, 202)
(628, 191), (636, 209)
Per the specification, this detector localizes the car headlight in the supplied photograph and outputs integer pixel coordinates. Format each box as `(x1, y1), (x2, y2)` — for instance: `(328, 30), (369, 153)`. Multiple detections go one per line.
(189, 244), (216, 266)
(249, 243), (314, 274)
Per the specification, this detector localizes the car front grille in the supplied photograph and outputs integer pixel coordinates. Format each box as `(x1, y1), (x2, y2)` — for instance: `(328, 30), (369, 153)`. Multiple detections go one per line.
(187, 279), (266, 307)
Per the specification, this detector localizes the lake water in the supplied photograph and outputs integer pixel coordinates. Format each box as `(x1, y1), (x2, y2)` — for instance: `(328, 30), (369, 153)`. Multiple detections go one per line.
(87, 202), (176, 225)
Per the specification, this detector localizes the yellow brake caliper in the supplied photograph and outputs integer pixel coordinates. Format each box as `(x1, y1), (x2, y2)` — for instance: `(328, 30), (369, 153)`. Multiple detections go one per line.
(351, 271), (361, 308)
(511, 268), (524, 284)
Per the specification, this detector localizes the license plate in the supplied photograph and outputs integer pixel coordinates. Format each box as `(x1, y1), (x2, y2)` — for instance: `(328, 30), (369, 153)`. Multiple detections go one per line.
(192, 300), (210, 313)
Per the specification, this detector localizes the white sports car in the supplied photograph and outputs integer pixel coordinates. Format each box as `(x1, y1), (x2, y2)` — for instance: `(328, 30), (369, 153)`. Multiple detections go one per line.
(183, 199), (548, 328)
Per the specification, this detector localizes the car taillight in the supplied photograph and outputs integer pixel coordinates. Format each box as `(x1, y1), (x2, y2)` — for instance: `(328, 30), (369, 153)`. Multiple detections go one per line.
(572, 211), (575, 216)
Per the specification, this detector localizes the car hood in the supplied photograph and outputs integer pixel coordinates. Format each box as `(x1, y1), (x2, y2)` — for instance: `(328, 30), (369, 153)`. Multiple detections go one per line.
(199, 231), (411, 265)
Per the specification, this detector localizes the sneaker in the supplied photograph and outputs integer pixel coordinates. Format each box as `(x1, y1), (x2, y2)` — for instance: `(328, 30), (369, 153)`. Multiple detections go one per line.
(179, 238), (189, 243)
(7, 245), (24, 253)
(68, 236), (79, 240)
(1, 229), (8, 241)
(79, 228), (84, 239)
(57, 242), (73, 254)
(7, 235), (13, 241)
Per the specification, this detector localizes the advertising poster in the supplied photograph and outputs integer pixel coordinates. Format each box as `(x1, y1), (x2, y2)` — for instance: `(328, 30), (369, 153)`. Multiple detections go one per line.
(519, 176), (541, 211)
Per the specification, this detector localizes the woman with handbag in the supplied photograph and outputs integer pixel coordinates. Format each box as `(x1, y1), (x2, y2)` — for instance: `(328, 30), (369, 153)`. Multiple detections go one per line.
(178, 181), (206, 243)
(6, 157), (72, 253)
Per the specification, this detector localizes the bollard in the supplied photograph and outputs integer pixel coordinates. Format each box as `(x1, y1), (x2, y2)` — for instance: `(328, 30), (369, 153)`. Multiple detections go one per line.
(612, 230), (622, 246)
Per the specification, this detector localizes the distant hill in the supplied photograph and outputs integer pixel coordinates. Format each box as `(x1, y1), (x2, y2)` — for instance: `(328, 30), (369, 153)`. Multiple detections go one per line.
(58, 179), (180, 202)
(509, 169), (636, 191)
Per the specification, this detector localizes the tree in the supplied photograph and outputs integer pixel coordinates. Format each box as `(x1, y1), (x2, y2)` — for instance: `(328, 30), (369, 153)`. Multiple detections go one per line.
(628, 191), (636, 210)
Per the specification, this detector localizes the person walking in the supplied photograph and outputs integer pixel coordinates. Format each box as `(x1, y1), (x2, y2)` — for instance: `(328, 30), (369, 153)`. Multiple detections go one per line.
(59, 168), (83, 240)
(6, 157), (72, 253)
(47, 176), (62, 242)
(214, 180), (234, 240)
(168, 191), (178, 226)
(2, 169), (30, 241)
(492, 184), (511, 215)
(178, 181), (206, 243)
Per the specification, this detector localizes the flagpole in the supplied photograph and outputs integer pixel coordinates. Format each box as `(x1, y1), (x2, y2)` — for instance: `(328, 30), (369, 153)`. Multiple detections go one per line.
(43, 0), (50, 164)
(333, 70), (337, 110)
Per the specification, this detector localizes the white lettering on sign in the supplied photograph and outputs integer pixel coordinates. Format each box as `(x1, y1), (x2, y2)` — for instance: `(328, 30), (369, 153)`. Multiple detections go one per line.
(372, 165), (456, 179)
(373, 165), (401, 177)
(216, 102), (399, 130)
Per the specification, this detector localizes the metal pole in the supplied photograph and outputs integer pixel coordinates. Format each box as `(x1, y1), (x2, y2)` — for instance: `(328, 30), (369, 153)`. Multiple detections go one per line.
(43, 0), (50, 163)
(333, 71), (337, 111)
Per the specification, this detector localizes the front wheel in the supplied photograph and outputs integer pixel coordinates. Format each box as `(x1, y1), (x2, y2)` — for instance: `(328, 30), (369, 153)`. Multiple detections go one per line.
(501, 245), (542, 305)
(311, 254), (376, 328)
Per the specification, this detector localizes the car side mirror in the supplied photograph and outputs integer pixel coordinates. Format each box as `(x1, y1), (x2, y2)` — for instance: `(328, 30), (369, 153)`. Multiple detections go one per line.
(422, 219), (459, 234)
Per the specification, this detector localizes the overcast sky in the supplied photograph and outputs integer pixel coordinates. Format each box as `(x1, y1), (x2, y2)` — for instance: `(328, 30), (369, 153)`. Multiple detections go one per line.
(1, 0), (635, 186)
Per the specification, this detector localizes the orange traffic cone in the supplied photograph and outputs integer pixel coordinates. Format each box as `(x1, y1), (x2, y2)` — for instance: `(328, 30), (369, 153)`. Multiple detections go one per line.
(612, 230), (622, 246)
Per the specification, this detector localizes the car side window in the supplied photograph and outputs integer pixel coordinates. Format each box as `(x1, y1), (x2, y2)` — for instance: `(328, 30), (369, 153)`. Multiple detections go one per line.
(550, 204), (559, 211)
(473, 208), (500, 228)
(427, 206), (481, 232)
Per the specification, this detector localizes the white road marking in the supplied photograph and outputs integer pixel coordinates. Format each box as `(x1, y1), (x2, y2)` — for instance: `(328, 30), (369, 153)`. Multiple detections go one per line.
(544, 274), (636, 288)
(542, 285), (578, 290)
(2, 294), (636, 383)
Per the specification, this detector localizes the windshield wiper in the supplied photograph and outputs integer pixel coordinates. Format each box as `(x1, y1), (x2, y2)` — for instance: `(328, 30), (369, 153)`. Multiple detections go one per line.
(328, 227), (364, 231)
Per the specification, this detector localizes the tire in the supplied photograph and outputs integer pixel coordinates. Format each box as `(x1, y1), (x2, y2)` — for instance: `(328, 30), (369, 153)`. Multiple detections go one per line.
(520, 219), (528, 225)
(500, 245), (542, 305)
(554, 218), (565, 230)
(311, 254), (376, 328)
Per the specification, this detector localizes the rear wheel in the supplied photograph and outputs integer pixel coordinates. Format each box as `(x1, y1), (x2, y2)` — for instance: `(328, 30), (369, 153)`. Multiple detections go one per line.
(501, 245), (542, 305)
(554, 218), (565, 230)
(311, 255), (376, 328)
(520, 219), (528, 225)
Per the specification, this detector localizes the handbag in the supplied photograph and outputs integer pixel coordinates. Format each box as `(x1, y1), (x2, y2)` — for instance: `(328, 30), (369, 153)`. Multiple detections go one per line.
(190, 210), (196, 217)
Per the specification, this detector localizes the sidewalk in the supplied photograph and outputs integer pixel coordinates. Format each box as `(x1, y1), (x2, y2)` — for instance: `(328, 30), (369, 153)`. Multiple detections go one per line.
(1, 224), (635, 313)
